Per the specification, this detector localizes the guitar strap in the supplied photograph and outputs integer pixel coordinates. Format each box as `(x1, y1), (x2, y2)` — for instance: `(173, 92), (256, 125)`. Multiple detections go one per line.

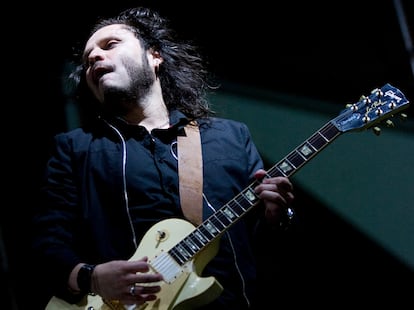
(177, 120), (203, 226)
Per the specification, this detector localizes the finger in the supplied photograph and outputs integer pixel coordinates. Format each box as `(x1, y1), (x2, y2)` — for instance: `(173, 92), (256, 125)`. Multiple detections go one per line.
(135, 271), (164, 283)
(126, 284), (160, 305)
(135, 284), (162, 295)
(253, 169), (267, 179)
(262, 176), (293, 189)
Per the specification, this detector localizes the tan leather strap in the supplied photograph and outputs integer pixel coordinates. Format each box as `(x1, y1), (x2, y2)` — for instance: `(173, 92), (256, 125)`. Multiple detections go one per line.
(177, 121), (203, 225)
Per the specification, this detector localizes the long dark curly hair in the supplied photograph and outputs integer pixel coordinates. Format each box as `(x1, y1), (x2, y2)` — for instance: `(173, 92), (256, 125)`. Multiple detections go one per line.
(69, 6), (217, 120)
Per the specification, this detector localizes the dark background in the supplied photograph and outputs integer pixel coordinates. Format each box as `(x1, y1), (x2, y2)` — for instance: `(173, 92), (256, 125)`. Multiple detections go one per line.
(3, 1), (413, 309)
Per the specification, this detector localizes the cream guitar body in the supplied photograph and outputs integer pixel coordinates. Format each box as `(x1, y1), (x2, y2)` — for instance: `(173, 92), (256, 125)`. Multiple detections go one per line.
(46, 218), (223, 310)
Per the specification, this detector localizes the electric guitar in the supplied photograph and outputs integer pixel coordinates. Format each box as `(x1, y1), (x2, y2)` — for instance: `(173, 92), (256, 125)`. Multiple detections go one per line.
(46, 83), (409, 310)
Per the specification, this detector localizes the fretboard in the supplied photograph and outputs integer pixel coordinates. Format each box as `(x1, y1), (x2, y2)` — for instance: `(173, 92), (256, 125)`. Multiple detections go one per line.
(167, 121), (342, 266)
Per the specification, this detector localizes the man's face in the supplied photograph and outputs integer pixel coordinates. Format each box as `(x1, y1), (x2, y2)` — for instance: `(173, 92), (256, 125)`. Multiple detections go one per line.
(82, 24), (154, 104)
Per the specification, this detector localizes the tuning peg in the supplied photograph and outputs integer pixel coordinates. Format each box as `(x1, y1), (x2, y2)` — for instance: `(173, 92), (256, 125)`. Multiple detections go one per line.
(400, 113), (408, 121)
(357, 95), (371, 105)
(373, 127), (381, 136)
(346, 103), (359, 111)
(371, 88), (383, 97)
(363, 97), (371, 105)
(388, 101), (397, 109)
(362, 115), (370, 123)
(385, 120), (394, 127)
(375, 107), (383, 116)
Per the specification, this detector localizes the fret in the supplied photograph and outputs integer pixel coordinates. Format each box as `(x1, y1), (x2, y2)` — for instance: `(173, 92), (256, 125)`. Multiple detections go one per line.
(321, 122), (340, 140)
(279, 156), (297, 175)
(283, 156), (297, 169)
(229, 200), (247, 216)
(308, 132), (328, 150)
(188, 231), (205, 248)
(169, 246), (187, 265)
(288, 143), (317, 168)
(180, 238), (198, 256)
(175, 243), (191, 260)
(198, 223), (215, 239)
(317, 130), (329, 142)
(192, 229), (208, 246)
(175, 243), (191, 258)
(276, 161), (292, 176)
(240, 188), (258, 207)
(287, 150), (307, 169)
(204, 220), (220, 237)
(210, 214), (226, 231)
(216, 210), (232, 226)
(221, 206), (238, 222)
(293, 148), (307, 161)
(272, 165), (286, 177)
(298, 141), (316, 157)
(184, 236), (201, 252)
(233, 198), (249, 212)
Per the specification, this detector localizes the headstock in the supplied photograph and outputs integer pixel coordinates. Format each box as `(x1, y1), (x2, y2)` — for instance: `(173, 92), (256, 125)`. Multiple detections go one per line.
(332, 83), (410, 134)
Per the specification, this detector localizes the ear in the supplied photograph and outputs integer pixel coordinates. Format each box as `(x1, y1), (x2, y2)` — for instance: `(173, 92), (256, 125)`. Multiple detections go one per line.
(150, 49), (163, 66)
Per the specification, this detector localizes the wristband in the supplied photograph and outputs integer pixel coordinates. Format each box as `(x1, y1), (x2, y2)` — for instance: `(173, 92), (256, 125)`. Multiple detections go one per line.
(77, 264), (96, 294)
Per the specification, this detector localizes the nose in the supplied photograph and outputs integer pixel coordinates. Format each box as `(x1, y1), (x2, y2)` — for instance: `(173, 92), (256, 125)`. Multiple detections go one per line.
(87, 48), (105, 66)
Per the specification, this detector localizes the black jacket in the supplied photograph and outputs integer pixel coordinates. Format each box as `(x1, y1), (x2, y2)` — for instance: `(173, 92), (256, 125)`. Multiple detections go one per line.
(33, 110), (266, 309)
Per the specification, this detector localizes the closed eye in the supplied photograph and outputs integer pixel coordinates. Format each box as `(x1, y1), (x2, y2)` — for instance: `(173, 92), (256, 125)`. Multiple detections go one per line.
(104, 39), (120, 50)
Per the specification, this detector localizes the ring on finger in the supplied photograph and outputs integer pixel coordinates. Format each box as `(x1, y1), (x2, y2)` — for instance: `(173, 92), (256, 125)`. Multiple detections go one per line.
(129, 284), (136, 296)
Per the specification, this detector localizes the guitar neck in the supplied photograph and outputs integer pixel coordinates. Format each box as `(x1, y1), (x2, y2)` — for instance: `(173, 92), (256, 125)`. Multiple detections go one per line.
(166, 121), (341, 266)
(163, 83), (410, 269)
(269, 120), (341, 178)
